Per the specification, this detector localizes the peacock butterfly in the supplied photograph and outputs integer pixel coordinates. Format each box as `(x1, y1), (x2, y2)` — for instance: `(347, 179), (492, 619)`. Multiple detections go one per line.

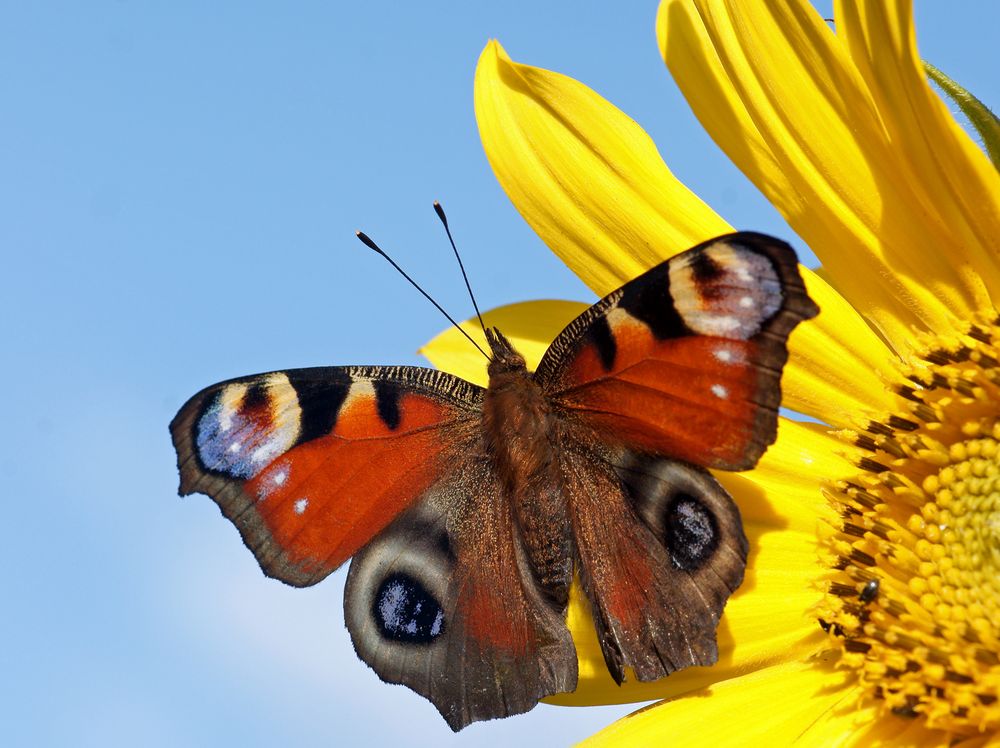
(170, 231), (818, 730)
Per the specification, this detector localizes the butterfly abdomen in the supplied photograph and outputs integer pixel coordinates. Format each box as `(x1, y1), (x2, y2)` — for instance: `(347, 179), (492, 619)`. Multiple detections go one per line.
(483, 361), (573, 603)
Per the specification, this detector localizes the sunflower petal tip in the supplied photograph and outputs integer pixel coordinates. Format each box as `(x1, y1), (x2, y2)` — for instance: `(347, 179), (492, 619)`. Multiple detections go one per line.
(476, 39), (511, 88)
(480, 38), (510, 63)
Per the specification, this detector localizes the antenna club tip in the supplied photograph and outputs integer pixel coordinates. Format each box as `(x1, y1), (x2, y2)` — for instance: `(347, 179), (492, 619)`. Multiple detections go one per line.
(433, 201), (448, 227)
(355, 230), (382, 252)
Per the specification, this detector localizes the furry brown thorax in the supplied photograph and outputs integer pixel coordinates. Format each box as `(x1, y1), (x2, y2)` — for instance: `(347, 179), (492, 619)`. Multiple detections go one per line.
(483, 328), (573, 603)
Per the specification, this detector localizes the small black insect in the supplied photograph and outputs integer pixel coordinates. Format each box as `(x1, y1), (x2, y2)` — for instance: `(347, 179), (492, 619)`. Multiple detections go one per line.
(859, 578), (880, 604)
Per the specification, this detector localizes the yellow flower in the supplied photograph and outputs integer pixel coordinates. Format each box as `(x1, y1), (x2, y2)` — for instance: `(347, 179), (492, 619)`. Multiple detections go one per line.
(423, 0), (1000, 743)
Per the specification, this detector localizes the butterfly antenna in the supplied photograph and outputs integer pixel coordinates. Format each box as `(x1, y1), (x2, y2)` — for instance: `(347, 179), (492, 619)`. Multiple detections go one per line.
(355, 230), (490, 360)
(433, 201), (487, 337)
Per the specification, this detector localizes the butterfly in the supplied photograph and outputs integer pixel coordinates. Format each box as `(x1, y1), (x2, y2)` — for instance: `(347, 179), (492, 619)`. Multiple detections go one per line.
(170, 231), (818, 730)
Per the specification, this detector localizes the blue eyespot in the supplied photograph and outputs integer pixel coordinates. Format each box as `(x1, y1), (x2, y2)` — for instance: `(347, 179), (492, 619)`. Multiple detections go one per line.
(373, 572), (445, 644)
(664, 495), (718, 571)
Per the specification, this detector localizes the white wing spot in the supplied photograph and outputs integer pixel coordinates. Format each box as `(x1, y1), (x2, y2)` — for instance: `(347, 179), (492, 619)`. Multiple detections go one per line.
(250, 444), (279, 464)
(293, 498), (309, 515)
(228, 442), (241, 453)
(711, 384), (729, 399)
(714, 348), (733, 363)
(739, 296), (754, 308)
(255, 466), (289, 502)
(714, 316), (742, 332)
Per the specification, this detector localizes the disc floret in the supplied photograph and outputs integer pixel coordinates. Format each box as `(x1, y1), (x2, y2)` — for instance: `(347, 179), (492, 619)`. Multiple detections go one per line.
(818, 316), (1000, 734)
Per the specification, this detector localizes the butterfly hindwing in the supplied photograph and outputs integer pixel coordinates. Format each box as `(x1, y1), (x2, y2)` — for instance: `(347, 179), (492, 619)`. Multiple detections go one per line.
(536, 232), (819, 470)
(563, 444), (748, 682)
(170, 366), (482, 586)
(344, 454), (577, 730)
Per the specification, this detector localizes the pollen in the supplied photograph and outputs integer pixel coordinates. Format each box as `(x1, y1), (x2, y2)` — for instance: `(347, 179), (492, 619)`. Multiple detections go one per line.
(816, 314), (1000, 736)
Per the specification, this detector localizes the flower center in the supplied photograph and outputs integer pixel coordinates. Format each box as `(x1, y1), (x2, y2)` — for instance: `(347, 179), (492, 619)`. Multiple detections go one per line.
(817, 316), (1000, 734)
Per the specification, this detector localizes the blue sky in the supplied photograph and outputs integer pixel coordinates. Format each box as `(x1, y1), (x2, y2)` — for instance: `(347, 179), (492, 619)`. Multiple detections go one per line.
(4, 2), (999, 746)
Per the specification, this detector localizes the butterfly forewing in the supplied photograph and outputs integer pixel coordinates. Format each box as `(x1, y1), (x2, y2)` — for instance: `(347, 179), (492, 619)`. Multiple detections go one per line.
(170, 366), (482, 586)
(536, 232), (819, 470)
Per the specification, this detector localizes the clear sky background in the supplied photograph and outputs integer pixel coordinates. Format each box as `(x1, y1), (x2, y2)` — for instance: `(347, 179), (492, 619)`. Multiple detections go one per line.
(4, 2), (999, 746)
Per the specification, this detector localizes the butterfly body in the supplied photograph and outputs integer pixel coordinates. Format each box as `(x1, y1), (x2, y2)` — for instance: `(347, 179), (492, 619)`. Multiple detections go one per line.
(171, 232), (819, 730)
(483, 329), (575, 601)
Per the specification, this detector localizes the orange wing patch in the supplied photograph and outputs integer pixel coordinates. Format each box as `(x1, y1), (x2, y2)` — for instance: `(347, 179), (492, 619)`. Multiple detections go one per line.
(246, 422), (452, 578)
(559, 327), (763, 469)
(335, 379), (451, 438)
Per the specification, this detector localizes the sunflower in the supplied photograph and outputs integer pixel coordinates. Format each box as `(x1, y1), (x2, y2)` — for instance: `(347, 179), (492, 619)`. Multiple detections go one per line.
(422, 0), (1000, 744)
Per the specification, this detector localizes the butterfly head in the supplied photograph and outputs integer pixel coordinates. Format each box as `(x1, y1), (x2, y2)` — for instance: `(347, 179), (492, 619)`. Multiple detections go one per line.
(485, 328), (526, 377)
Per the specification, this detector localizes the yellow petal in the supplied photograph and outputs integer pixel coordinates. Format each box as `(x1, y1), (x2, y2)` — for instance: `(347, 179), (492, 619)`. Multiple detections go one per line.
(836, 0), (1000, 302)
(719, 418), (852, 534)
(657, 0), (994, 350)
(579, 660), (856, 747)
(782, 269), (901, 428)
(419, 300), (588, 385)
(723, 419), (858, 577)
(475, 40), (731, 296)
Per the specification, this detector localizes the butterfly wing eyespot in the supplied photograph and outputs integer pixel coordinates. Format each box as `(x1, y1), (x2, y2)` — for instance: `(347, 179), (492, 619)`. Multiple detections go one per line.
(536, 231), (819, 471)
(344, 460), (577, 731)
(170, 365), (483, 587)
(625, 460), (735, 572)
(618, 454), (747, 586)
